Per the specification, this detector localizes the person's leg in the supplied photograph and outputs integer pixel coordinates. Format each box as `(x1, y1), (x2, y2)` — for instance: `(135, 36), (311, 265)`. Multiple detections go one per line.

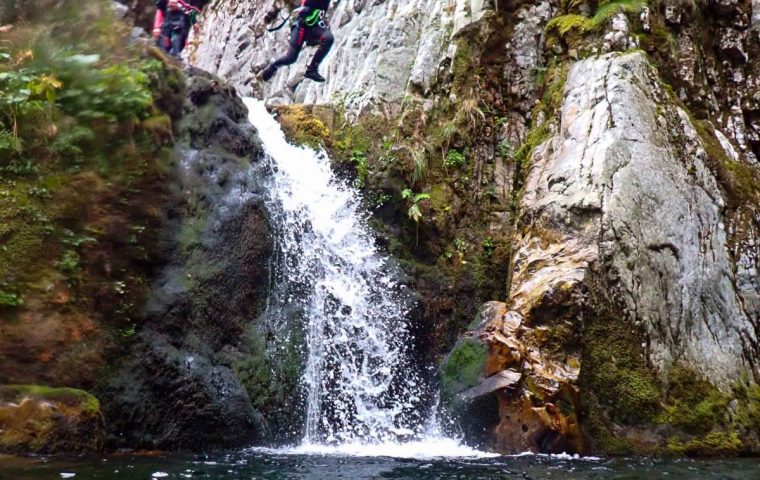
(304, 27), (333, 82)
(170, 27), (187, 56)
(261, 25), (305, 81)
(165, 11), (187, 57)
(158, 16), (173, 53)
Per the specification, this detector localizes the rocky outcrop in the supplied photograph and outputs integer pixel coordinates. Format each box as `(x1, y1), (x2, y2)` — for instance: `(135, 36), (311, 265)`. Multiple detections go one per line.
(523, 51), (753, 386)
(449, 48), (760, 454)
(192, 0), (501, 113)
(102, 68), (279, 450)
(0, 386), (104, 455)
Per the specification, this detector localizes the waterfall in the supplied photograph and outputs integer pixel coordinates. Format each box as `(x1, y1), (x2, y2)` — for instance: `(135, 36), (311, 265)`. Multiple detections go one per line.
(244, 98), (488, 458)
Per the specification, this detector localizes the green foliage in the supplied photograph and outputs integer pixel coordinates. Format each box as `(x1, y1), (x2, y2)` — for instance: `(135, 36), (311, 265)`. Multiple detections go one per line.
(444, 149), (466, 169)
(50, 126), (96, 158)
(0, 288), (24, 307)
(56, 249), (81, 275)
(734, 377), (760, 436)
(402, 188), (430, 224)
(349, 149), (368, 188)
(411, 147), (428, 185)
(667, 431), (743, 457)
(0, 39), (157, 178)
(514, 124), (550, 168)
(497, 140), (512, 158)
(60, 228), (97, 248)
(0, 129), (22, 154)
(546, 0), (647, 44)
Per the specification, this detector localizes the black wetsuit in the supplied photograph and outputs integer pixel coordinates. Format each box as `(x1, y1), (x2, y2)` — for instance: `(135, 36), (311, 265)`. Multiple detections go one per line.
(269, 0), (334, 76)
(154, 0), (210, 57)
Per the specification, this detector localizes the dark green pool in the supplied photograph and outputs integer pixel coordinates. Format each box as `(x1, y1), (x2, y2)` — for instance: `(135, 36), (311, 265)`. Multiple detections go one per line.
(1, 449), (758, 480)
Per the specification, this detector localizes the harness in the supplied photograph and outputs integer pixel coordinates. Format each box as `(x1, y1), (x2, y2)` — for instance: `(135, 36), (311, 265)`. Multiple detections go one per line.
(303, 8), (323, 27)
(175, 0), (204, 25)
(266, 7), (326, 32)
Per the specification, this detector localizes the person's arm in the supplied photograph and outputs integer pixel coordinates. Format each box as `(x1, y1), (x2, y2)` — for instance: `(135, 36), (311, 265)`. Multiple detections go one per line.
(152, 1), (166, 38)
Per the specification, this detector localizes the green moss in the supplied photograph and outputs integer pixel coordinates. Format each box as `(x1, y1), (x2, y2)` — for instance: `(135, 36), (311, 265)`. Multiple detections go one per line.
(734, 378), (760, 436)
(452, 38), (475, 95)
(275, 105), (330, 148)
(514, 123), (550, 170)
(690, 119), (760, 206)
(667, 431), (743, 457)
(177, 213), (208, 256)
(657, 367), (729, 435)
(546, 0), (647, 46)
(232, 324), (304, 436)
(579, 306), (661, 453)
(440, 337), (488, 397)
(0, 385), (100, 415)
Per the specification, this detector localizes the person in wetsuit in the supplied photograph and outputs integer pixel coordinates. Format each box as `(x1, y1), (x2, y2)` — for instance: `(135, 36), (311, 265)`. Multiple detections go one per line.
(260, 0), (334, 83)
(153, 0), (210, 58)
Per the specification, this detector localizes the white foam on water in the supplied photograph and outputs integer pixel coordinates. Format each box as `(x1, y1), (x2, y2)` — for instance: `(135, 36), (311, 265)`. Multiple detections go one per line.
(249, 437), (497, 460)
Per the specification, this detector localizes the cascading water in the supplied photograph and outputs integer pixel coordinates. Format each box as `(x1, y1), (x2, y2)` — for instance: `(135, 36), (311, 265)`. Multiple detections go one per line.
(244, 98), (488, 458)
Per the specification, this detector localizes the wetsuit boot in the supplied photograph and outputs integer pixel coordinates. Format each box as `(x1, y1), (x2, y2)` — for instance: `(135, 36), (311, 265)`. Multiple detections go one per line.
(304, 68), (325, 82)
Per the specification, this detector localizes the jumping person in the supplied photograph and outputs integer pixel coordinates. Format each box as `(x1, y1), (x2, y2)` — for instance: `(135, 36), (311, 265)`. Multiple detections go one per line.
(259, 0), (334, 83)
(153, 0), (210, 58)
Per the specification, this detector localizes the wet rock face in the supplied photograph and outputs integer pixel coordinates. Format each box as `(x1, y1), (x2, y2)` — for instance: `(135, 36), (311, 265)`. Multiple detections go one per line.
(192, 0), (495, 113)
(447, 51), (760, 454)
(526, 52), (754, 386)
(103, 69), (274, 450)
(0, 386), (104, 455)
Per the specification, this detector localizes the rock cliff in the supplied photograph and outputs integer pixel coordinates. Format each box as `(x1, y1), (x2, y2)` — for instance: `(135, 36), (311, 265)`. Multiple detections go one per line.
(195, 0), (760, 455)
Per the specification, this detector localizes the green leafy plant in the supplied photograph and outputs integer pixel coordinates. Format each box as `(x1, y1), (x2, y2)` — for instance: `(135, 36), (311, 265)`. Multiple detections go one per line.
(57, 249), (80, 275)
(546, 0), (647, 43)
(402, 188), (430, 245)
(402, 188), (430, 223)
(444, 149), (466, 170)
(61, 228), (97, 248)
(349, 149), (368, 188)
(0, 289), (23, 308)
(497, 140), (512, 158)
(453, 237), (469, 265)
(373, 192), (392, 208)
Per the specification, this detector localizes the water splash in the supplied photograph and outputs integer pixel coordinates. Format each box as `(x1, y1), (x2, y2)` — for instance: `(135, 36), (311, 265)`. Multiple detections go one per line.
(244, 98), (430, 446)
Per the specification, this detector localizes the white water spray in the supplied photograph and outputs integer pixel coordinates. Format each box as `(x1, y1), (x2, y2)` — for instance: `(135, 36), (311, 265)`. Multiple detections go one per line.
(244, 98), (489, 458)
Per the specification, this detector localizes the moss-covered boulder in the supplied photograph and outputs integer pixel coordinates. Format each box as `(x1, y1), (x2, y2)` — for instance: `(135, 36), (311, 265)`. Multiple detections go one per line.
(0, 385), (104, 455)
(443, 301), (586, 454)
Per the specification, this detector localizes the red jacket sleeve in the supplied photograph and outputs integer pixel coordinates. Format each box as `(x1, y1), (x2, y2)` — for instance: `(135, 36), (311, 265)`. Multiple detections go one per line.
(153, 8), (165, 31)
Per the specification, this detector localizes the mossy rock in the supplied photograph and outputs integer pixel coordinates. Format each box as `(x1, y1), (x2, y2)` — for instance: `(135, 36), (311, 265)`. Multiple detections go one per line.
(667, 431), (744, 457)
(0, 384), (105, 455)
(440, 336), (488, 402)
